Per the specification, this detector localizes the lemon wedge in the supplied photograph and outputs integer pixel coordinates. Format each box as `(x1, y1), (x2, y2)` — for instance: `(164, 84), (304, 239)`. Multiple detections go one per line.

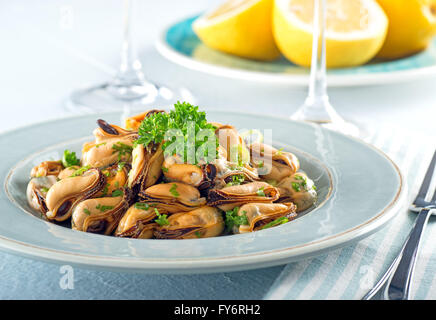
(193, 0), (281, 61)
(376, 0), (436, 59)
(273, 0), (388, 68)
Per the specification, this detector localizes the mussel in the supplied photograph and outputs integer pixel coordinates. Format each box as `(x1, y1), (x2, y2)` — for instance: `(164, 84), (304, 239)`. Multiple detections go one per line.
(26, 176), (58, 216)
(45, 168), (106, 221)
(277, 172), (317, 212)
(162, 154), (216, 190)
(249, 142), (299, 182)
(81, 120), (137, 168)
(114, 202), (163, 239)
(140, 182), (206, 213)
(57, 166), (80, 179)
(207, 181), (280, 211)
(154, 206), (224, 239)
(232, 202), (297, 233)
(71, 188), (131, 235)
(124, 109), (165, 131)
(95, 163), (129, 197)
(128, 142), (164, 192)
(30, 161), (64, 178)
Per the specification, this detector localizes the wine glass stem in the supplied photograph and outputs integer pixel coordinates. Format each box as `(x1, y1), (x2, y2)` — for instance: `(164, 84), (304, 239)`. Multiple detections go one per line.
(307, 0), (328, 107)
(114, 0), (145, 85)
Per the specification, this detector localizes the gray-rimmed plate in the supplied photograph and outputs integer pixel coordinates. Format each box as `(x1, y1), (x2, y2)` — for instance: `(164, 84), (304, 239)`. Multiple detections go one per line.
(1, 110), (405, 274)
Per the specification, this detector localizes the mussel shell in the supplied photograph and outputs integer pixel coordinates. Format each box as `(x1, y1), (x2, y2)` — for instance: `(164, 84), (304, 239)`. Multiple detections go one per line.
(128, 142), (164, 192)
(154, 206), (224, 239)
(26, 176), (58, 215)
(30, 161), (64, 178)
(115, 203), (166, 239)
(140, 182), (207, 212)
(236, 202), (297, 233)
(207, 181), (279, 210)
(72, 188), (132, 235)
(45, 168), (106, 221)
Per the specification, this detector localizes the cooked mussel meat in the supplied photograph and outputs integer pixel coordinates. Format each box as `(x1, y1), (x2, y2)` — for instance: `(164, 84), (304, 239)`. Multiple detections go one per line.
(30, 161), (64, 178)
(140, 182), (206, 213)
(71, 189), (131, 234)
(26, 176), (58, 216)
(232, 202), (297, 234)
(114, 202), (163, 239)
(277, 172), (317, 212)
(45, 168), (106, 221)
(249, 142), (299, 182)
(154, 206), (224, 239)
(207, 181), (279, 211)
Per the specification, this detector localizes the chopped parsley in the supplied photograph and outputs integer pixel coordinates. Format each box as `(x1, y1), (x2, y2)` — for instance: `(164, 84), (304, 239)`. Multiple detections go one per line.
(112, 142), (133, 161)
(154, 208), (170, 226)
(134, 202), (150, 211)
(95, 142), (107, 148)
(292, 175), (310, 192)
(111, 189), (123, 197)
(169, 183), (180, 197)
(257, 161), (264, 168)
(40, 187), (49, 193)
(62, 150), (80, 168)
(117, 162), (126, 172)
(226, 174), (245, 187)
(225, 207), (249, 231)
(83, 208), (91, 215)
(256, 187), (266, 197)
(194, 231), (202, 238)
(70, 165), (91, 177)
(95, 204), (114, 212)
(261, 216), (289, 230)
(276, 148), (284, 155)
(161, 166), (169, 173)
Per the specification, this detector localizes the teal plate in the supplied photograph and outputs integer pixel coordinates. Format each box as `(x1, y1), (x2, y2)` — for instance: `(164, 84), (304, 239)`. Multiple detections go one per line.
(156, 15), (436, 87)
(1, 111), (405, 274)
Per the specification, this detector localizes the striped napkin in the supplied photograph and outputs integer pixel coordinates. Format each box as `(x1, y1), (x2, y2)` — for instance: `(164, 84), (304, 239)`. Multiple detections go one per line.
(264, 126), (436, 300)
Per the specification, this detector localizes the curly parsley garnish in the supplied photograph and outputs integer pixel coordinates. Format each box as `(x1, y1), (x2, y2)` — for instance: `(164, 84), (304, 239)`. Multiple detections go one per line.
(135, 102), (218, 164)
(154, 208), (170, 226)
(62, 150), (80, 168)
(111, 189), (123, 197)
(225, 207), (249, 231)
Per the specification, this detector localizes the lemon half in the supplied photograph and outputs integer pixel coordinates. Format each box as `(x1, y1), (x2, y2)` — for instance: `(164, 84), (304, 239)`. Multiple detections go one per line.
(193, 0), (281, 61)
(273, 0), (389, 68)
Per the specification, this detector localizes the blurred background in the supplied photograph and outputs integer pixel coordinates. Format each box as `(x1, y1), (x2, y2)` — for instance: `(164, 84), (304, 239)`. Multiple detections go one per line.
(1, 0), (435, 136)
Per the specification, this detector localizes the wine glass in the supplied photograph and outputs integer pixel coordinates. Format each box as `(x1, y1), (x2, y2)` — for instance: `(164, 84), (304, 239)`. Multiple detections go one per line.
(67, 0), (195, 114)
(290, 0), (360, 137)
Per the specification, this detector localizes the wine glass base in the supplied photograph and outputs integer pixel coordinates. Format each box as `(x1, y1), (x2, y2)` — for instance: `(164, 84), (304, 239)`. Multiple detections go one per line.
(66, 82), (196, 114)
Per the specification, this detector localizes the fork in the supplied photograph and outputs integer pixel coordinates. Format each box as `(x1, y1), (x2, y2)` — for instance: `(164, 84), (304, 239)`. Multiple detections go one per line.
(362, 149), (436, 300)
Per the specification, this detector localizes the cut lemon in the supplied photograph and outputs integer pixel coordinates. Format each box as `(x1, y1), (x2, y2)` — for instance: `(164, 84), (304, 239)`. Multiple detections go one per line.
(273, 0), (389, 68)
(193, 0), (281, 61)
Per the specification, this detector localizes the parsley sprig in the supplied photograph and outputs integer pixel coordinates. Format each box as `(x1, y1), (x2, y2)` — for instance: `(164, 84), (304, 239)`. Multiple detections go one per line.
(154, 208), (170, 226)
(62, 150), (80, 168)
(135, 102), (218, 164)
(225, 207), (249, 231)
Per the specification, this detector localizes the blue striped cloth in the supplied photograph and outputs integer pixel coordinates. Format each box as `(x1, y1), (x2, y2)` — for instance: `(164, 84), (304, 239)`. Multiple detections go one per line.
(264, 127), (436, 300)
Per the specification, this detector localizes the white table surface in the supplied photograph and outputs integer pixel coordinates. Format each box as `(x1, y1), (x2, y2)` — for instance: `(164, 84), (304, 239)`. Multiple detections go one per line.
(1, 0), (436, 299)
